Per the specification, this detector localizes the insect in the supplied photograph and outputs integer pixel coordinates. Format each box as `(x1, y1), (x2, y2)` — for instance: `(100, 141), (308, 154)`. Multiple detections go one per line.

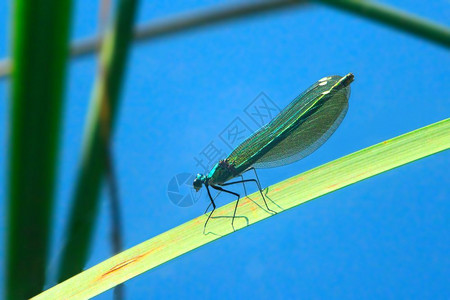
(194, 73), (354, 230)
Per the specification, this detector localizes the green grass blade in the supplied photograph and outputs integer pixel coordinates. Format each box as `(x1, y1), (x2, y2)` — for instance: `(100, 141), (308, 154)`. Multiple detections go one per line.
(6, 1), (72, 299)
(34, 118), (449, 299)
(317, 0), (450, 48)
(56, 0), (139, 283)
(43, 0), (450, 53)
(2, 0), (450, 79)
(0, 0), (306, 79)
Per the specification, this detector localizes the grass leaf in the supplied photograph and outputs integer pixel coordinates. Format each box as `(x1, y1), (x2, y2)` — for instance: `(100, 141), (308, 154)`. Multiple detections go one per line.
(34, 118), (449, 299)
(2, 0), (450, 79)
(317, 0), (450, 48)
(56, 0), (139, 283)
(6, 1), (72, 299)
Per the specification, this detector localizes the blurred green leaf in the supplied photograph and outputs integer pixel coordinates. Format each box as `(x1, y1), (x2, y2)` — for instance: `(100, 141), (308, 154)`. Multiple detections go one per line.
(318, 0), (450, 48)
(2, 0), (450, 79)
(6, 1), (72, 299)
(35, 118), (449, 299)
(56, 0), (140, 283)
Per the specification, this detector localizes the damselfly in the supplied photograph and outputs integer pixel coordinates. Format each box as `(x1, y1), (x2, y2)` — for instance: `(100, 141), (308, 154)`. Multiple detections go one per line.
(194, 73), (354, 229)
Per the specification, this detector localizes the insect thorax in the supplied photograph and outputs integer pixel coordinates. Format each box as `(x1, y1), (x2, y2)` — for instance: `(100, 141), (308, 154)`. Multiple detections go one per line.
(207, 159), (238, 185)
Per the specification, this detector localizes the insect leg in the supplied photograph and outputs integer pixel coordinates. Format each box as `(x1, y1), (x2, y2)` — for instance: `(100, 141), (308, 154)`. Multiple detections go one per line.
(240, 175), (248, 196)
(221, 179), (258, 186)
(222, 176), (275, 214)
(210, 185), (240, 230)
(204, 190), (222, 214)
(204, 185), (216, 230)
(204, 202), (212, 214)
(250, 167), (276, 213)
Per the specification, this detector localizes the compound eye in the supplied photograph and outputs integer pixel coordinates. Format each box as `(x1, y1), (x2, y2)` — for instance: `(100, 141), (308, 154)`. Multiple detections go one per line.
(193, 178), (203, 191)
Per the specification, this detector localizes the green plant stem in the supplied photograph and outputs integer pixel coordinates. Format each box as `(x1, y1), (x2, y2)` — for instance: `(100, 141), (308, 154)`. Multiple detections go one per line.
(2, 0), (449, 79)
(34, 118), (449, 299)
(317, 0), (450, 48)
(56, 0), (139, 283)
(7, 1), (72, 299)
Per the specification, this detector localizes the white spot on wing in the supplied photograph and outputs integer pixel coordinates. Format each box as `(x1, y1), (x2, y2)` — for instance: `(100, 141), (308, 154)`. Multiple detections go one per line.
(319, 81), (327, 86)
(322, 90), (330, 95)
(319, 76), (331, 82)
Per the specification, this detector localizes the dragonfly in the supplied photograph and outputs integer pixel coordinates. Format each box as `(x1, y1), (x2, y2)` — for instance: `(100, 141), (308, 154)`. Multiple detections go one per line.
(194, 73), (354, 230)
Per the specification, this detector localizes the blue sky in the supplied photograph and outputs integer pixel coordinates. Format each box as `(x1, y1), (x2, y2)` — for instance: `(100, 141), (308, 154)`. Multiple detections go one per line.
(1, 1), (449, 299)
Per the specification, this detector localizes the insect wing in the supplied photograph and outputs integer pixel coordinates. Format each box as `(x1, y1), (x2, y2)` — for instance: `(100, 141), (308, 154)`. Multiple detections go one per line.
(253, 85), (349, 168)
(228, 75), (350, 169)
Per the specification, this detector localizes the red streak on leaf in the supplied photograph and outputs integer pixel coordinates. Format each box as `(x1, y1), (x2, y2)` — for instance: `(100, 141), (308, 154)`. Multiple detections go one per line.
(328, 183), (338, 189)
(100, 256), (141, 279)
(99, 245), (163, 280)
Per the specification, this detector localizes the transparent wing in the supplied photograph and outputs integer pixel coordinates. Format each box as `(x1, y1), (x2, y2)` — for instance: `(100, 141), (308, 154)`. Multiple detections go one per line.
(253, 88), (349, 168)
(227, 75), (350, 170)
